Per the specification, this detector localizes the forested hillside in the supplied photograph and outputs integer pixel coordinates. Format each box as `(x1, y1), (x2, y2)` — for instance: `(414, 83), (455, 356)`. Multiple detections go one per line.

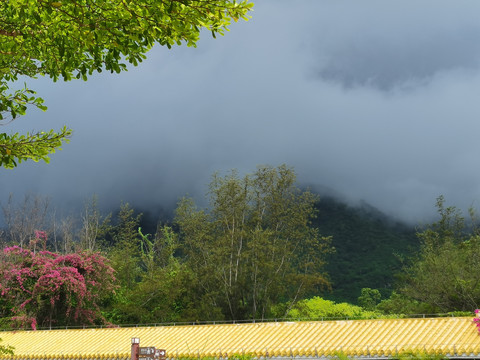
(313, 197), (418, 303)
(1, 167), (477, 330)
(131, 196), (420, 305)
(119, 194), (419, 306)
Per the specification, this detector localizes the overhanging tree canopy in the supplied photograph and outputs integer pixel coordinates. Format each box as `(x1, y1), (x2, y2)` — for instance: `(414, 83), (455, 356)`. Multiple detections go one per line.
(0, 0), (253, 168)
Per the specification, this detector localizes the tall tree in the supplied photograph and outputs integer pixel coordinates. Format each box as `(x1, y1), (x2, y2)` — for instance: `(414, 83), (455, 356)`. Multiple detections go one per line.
(105, 225), (197, 324)
(0, 0), (253, 168)
(108, 203), (142, 289)
(175, 165), (332, 320)
(79, 195), (111, 251)
(400, 196), (480, 312)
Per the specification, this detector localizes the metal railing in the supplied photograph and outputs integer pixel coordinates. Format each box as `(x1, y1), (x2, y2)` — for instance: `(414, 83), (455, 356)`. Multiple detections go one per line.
(0, 312), (472, 332)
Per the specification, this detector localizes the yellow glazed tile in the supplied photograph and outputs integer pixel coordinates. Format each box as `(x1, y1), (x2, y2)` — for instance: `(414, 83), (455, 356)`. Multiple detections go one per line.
(1, 317), (480, 359)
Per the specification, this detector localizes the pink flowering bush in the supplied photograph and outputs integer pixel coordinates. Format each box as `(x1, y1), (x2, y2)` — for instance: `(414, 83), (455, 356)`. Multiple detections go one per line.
(0, 246), (116, 330)
(474, 309), (480, 334)
(30, 230), (48, 253)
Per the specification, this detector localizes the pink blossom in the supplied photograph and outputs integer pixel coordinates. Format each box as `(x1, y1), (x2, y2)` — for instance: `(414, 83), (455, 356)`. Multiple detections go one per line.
(34, 230), (47, 240)
(0, 247), (116, 329)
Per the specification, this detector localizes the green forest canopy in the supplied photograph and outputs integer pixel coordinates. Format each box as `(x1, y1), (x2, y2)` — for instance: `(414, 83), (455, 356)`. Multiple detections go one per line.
(1, 169), (479, 328)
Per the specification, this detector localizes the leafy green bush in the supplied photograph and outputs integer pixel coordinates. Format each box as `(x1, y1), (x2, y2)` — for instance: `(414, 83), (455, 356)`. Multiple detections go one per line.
(0, 338), (14, 356)
(376, 292), (436, 315)
(393, 351), (448, 360)
(276, 296), (381, 320)
(358, 288), (382, 310)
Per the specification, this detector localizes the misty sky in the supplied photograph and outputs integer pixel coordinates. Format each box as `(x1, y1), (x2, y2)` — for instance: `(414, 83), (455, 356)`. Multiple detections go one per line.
(3, 1), (480, 223)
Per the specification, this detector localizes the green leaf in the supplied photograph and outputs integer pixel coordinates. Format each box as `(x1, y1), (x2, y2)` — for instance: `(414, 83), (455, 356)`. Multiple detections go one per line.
(0, 0), (253, 168)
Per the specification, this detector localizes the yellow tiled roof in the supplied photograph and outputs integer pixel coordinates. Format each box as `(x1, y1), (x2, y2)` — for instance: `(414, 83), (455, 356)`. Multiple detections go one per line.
(1, 317), (480, 359)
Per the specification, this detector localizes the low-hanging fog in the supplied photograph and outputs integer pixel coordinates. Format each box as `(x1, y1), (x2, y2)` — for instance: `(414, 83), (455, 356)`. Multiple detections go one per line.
(3, 0), (480, 224)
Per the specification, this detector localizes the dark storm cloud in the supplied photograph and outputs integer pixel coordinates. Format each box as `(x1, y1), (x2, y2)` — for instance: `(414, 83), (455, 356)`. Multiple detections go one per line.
(314, 3), (480, 90)
(318, 32), (480, 90)
(3, 1), (480, 223)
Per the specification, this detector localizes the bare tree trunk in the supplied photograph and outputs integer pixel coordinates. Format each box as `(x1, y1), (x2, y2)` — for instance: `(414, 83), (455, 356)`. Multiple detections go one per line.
(80, 196), (101, 251)
(2, 194), (50, 248)
(60, 216), (76, 254)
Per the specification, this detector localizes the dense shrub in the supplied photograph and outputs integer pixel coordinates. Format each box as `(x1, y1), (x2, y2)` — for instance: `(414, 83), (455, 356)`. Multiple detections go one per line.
(0, 246), (116, 329)
(274, 296), (380, 320)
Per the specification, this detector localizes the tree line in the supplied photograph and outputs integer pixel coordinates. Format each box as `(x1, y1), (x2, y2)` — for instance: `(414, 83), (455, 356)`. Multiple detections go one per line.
(0, 165), (333, 328)
(0, 167), (478, 330)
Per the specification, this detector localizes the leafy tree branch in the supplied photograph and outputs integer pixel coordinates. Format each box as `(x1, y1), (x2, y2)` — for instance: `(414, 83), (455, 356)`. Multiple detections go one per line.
(0, 128), (71, 168)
